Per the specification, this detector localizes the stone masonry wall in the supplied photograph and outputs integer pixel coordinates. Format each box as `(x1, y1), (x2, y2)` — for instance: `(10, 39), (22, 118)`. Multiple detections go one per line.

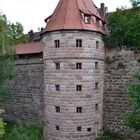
(43, 31), (105, 140)
(0, 56), (44, 124)
(103, 49), (140, 138)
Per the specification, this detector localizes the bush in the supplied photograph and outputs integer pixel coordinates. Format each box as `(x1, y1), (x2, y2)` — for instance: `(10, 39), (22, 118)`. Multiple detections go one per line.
(96, 130), (123, 140)
(0, 123), (43, 140)
(0, 109), (6, 137)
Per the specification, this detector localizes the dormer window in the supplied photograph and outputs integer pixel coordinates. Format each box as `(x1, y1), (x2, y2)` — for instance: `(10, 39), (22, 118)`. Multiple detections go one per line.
(93, 16), (96, 23)
(84, 15), (90, 24)
(99, 20), (102, 27)
(103, 23), (106, 30)
(96, 19), (100, 27)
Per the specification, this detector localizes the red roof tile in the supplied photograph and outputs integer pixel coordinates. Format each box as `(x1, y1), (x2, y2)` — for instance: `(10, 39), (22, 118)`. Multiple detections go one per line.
(43, 0), (107, 34)
(15, 42), (44, 55)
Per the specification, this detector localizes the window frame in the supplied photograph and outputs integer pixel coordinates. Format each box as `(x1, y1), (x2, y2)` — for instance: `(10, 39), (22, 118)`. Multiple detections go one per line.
(55, 85), (60, 91)
(76, 39), (82, 47)
(55, 63), (60, 70)
(54, 40), (60, 48)
(76, 85), (82, 91)
(77, 126), (82, 132)
(55, 106), (60, 113)
(77, 107), (82, 113)
(76, 63), (82, 69)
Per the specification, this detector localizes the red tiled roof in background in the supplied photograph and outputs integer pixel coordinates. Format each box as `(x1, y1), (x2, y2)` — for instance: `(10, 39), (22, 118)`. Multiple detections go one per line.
(43, 0), (107, 34)
(15, 42), (44, 55)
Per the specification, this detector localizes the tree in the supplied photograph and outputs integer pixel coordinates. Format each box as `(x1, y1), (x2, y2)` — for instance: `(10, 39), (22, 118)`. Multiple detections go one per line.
(0, 12), (27, 136)
(130, 0), (140, 7)
(105, 7), (140, 48)
(125, 73), (140, 132)
(0, 12), (27, 97)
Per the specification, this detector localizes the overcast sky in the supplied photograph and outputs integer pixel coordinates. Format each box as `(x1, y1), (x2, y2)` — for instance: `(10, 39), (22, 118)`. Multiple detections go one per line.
(0, 0), (132, 33)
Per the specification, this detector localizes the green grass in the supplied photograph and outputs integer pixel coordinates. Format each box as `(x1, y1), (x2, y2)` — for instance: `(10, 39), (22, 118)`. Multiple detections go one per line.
(96, 131), (125, 140)
(0, 122), (43, 140)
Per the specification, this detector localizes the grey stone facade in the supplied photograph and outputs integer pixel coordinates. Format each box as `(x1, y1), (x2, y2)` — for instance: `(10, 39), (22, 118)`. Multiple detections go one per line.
(0, 56), (44, 124)
(103, 54), (140, 139)
(43, 31), (105, 140)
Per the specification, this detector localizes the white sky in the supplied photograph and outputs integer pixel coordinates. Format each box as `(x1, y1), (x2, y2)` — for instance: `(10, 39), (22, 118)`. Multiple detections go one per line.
(0, 0), (132, 33)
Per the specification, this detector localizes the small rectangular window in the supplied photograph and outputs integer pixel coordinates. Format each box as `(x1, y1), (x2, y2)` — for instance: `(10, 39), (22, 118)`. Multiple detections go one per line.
(95, 62), (98, 70)
(77, 107), (82, 113)
(77, 126), (82, 131)
(56, 126), (60, 131)
(96, 41), (99, 49)
(76, 63), (82, 69)
(95, 82), (99, 89)
(55, 63), (60, 70)
(84, 15), (90, 24)
(76, 39), (82, 47)
(87, 127), (91, 132)
(56, 85), (60, 91)
(55, 106), (60, 112)
(54, 40), (60, 48)
(95, 104), (99, 111)
(76, 85), (82, 91)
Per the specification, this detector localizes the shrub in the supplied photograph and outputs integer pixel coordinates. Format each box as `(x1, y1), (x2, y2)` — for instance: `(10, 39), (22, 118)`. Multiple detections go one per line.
(1, 123), (43, 140)
(0, 109), (6, 137)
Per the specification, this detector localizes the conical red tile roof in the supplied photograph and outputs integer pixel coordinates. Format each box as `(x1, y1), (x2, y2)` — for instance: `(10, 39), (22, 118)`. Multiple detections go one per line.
(43, 0), (107, 34)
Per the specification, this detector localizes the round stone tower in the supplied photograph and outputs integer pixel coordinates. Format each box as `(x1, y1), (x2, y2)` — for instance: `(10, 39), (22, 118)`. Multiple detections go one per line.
(42, 0), (107, 139)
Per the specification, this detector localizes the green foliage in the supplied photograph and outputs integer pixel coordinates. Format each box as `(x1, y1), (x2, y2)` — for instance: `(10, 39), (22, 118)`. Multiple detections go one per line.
(0, 12), (27, 47)
(96, 130), (123, 140)
(0, 123), (43, 140)
(130, 0), (140, 7)
(125, 72), (140, 132)
(0, 109), (6, 137)
(0, 11), (27, 98)
(105, 7), (140, 48)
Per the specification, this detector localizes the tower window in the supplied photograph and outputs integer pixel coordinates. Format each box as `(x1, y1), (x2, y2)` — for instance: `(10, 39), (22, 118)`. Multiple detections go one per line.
(54, 40), (60, 48)
(95, 104), (99, 111)
(55, 63), (60, 70)
(77, 107), (82, 113)
(77, 126), (82, 131)
(55, 85), (60, 91)
(95, 82), (99, 89)
(95, 62), (99, 70)
(87, 127), (91, 132)
(76, 39), (82, 47)
(96, 41), (99, 49)
(55, 106), (60, 112)
(56, 126), (60, 131)
(76, 85), (82, 91)
(84, 15), (90, 24)
(76, 63), (82, 69)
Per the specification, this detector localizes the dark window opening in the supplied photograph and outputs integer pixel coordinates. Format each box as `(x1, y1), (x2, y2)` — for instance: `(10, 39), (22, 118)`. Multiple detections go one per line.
(95, 82), (99, 89)
(55, 63), (60, 70)
(76, 63), (82, 69)
(95, 62), (98, 70)
(77, 107), (82, 113)
(56, 85), (60, 91)
(84, 15), (90, 24)
(96, 41), (99, 49)
(56, 126), (60, 131)
(87, 127), (91, 132)
(77, 126), (82, 131)
(55, 106), (60, 113)
(76, 39), (82, 47)
(95, 104), (99, 111)
(54, 40), (60, 48)
(76, 85), (82, 91)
